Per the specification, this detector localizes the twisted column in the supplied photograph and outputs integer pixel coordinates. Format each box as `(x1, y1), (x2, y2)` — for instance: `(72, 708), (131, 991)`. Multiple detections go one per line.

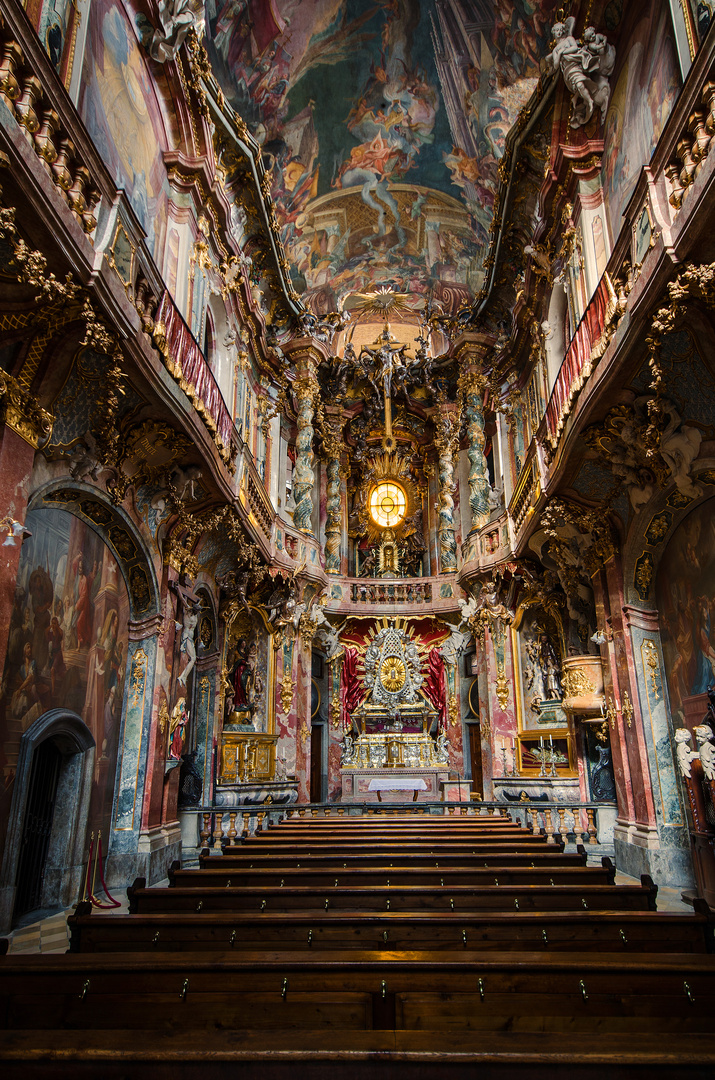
(461, 367), (490, 531)
(434, 405), (459, 573)
(322, 408), (344, 575)
(292, 359), (319, 534)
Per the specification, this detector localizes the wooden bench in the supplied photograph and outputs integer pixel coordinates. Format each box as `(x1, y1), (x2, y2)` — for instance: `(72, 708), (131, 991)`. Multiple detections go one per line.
(1, 1027), (715, 1079)
(170, 862), (616, 889)
(67, 903), (714, 955)
(201, 847), (589, 870)
(2, 950), (714, 1034)
(127, 878), (658, 914)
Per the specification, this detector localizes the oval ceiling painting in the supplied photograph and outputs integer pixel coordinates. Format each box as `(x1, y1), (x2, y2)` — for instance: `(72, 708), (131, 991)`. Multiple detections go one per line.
(205, 1), (559, 312)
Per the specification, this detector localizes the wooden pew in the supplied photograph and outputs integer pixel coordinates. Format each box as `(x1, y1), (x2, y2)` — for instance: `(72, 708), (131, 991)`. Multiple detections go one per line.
(201, 847), (589, 870)
(169, 862), (616, 889)
(67, 903), (715, 955)
(2, 950), (714, 1035)
(127, 877), (658, 915)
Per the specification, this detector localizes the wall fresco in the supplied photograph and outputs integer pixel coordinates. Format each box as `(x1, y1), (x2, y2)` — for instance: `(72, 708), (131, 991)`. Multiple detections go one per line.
(79, 0), (170, 251)
(601, 1), (680, 241)
(0, 507), (129, 862)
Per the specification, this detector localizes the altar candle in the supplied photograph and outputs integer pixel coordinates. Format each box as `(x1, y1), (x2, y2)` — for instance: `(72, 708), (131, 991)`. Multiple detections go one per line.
(549, 734), (553, 748)
(511, 738), (515, 752)
(501, 738), (505, 750)
(540, 736), (544, 749)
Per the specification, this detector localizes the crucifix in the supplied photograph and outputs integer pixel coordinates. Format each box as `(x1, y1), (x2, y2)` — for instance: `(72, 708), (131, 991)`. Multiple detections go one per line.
(358, 322), (408, 450)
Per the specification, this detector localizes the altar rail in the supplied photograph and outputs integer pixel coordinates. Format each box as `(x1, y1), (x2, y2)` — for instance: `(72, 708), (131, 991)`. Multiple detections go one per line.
(190, 800), (616, 851)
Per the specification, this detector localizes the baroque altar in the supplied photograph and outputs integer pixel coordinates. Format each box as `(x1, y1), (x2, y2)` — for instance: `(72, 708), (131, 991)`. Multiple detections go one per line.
(340, 619), (447, 802)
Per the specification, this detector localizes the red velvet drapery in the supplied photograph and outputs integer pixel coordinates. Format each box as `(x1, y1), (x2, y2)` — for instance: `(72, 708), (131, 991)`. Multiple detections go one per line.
(422, 648), (447, 729)
(340, 646), (364, 730)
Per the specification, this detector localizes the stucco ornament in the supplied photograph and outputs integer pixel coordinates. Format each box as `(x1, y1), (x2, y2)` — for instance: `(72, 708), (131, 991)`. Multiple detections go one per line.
(674, 727), (698, 779)
(545, 18), (615, 129)
(139, 0), (205, 64)
(694, 725), (715, 781)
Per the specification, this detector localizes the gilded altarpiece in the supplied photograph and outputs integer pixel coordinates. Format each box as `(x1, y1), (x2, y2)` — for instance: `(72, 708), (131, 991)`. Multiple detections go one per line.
(217, 603), (276, 784)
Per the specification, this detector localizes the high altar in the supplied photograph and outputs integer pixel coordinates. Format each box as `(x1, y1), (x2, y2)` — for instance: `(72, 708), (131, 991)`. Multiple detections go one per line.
(340, 621), (447, 802)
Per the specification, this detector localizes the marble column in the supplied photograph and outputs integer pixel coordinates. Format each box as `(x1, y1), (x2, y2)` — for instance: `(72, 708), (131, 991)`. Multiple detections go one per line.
(461, 367), (490, 532)
(106, 615), (164, 886)
(195, 652), (220, 804)
(292, 357), (319, 534)
(433, 404), (460, 573)
(322, 408), (344, 575)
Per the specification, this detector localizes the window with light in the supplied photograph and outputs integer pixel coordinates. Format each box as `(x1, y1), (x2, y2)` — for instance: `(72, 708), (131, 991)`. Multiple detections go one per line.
(369, 482), (406, 528)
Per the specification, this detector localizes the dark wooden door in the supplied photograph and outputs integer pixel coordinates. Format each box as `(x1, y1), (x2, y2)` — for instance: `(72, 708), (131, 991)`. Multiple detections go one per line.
(468, 723), (484, 798)
(310, 723), (323, 803)
(14, 738), (62, 920)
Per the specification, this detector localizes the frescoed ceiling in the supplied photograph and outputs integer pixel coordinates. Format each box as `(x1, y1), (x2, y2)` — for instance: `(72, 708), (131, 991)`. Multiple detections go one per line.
(204, 0), (559, 316)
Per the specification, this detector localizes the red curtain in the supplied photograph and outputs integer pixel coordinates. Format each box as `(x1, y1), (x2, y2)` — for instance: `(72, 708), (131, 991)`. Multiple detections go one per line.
(422, 648), (447, 729)
(340, 647), (364, 730)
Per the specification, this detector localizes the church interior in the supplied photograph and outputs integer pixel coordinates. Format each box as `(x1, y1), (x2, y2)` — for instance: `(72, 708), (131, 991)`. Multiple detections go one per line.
(1, 0), (715, 1072)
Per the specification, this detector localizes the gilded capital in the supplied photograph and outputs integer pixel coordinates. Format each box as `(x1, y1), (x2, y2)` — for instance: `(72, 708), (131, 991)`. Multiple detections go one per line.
(0, 373), (53, 447)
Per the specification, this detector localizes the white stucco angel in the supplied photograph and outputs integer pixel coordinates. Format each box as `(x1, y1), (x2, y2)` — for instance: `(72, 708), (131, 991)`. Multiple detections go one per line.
(694, 725), (715, 781)
(674, 727), (699, 779)
(177, 601), (199, 686)
(139, 0), (205, 63)
(439, 629), (472, 667)
(659, 401), (702, 501)
(545, 18), (615, 128)
(458, 594), (479, 629)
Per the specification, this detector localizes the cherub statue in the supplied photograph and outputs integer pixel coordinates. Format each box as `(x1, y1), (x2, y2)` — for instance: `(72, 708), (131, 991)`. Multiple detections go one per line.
(674, 727), (698, 779)
(694, 725), (715, 781)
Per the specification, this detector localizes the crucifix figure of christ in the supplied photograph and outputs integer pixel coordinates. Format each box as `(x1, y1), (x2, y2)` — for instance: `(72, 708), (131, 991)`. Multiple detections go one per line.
(358, 323), (409, 448)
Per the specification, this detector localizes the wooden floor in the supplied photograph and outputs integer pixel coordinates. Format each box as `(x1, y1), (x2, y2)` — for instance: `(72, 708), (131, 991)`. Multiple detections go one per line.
(1, 810), (714, 1077)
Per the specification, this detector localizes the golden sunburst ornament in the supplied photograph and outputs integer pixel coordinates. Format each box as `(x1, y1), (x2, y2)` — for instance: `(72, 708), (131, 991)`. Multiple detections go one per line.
(343, 286), (423, 320)
(380, 655), (406, 693)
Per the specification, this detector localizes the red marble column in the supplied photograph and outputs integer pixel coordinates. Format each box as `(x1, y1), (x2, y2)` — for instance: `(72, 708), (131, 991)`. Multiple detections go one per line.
(591, 566), (636, 825)
(602, 558), (658, 832)
(294, 634), (311, 802)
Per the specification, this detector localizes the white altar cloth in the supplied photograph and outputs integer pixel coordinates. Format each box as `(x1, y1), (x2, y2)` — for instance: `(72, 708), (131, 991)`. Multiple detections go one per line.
(368, 777), (428, 791)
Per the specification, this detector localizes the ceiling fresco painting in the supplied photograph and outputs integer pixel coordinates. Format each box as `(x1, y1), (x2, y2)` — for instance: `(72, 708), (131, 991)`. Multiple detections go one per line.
(204, 0), (560, 311)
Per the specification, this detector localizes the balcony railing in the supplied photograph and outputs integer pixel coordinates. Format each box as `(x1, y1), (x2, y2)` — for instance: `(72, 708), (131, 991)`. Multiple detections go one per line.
(153, 291), (238, 467)
(544, 272), (617, 449)
(349, 579), (433, 605)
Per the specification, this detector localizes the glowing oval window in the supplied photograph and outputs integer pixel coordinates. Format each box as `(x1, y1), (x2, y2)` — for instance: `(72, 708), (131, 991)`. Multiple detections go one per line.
(369, 482), (406, 528)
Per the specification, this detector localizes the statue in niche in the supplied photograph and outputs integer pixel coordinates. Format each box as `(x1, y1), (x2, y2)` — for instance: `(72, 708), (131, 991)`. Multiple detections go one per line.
(545, 18), (615, 128)
(224, 636), (263, 726)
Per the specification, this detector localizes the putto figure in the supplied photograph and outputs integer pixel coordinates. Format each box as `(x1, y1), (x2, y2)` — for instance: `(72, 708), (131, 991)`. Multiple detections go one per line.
(545, 18), (615, 128)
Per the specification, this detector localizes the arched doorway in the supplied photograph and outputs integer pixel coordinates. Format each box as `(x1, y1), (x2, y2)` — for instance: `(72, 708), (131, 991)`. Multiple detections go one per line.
(0, 710), (95, 932)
